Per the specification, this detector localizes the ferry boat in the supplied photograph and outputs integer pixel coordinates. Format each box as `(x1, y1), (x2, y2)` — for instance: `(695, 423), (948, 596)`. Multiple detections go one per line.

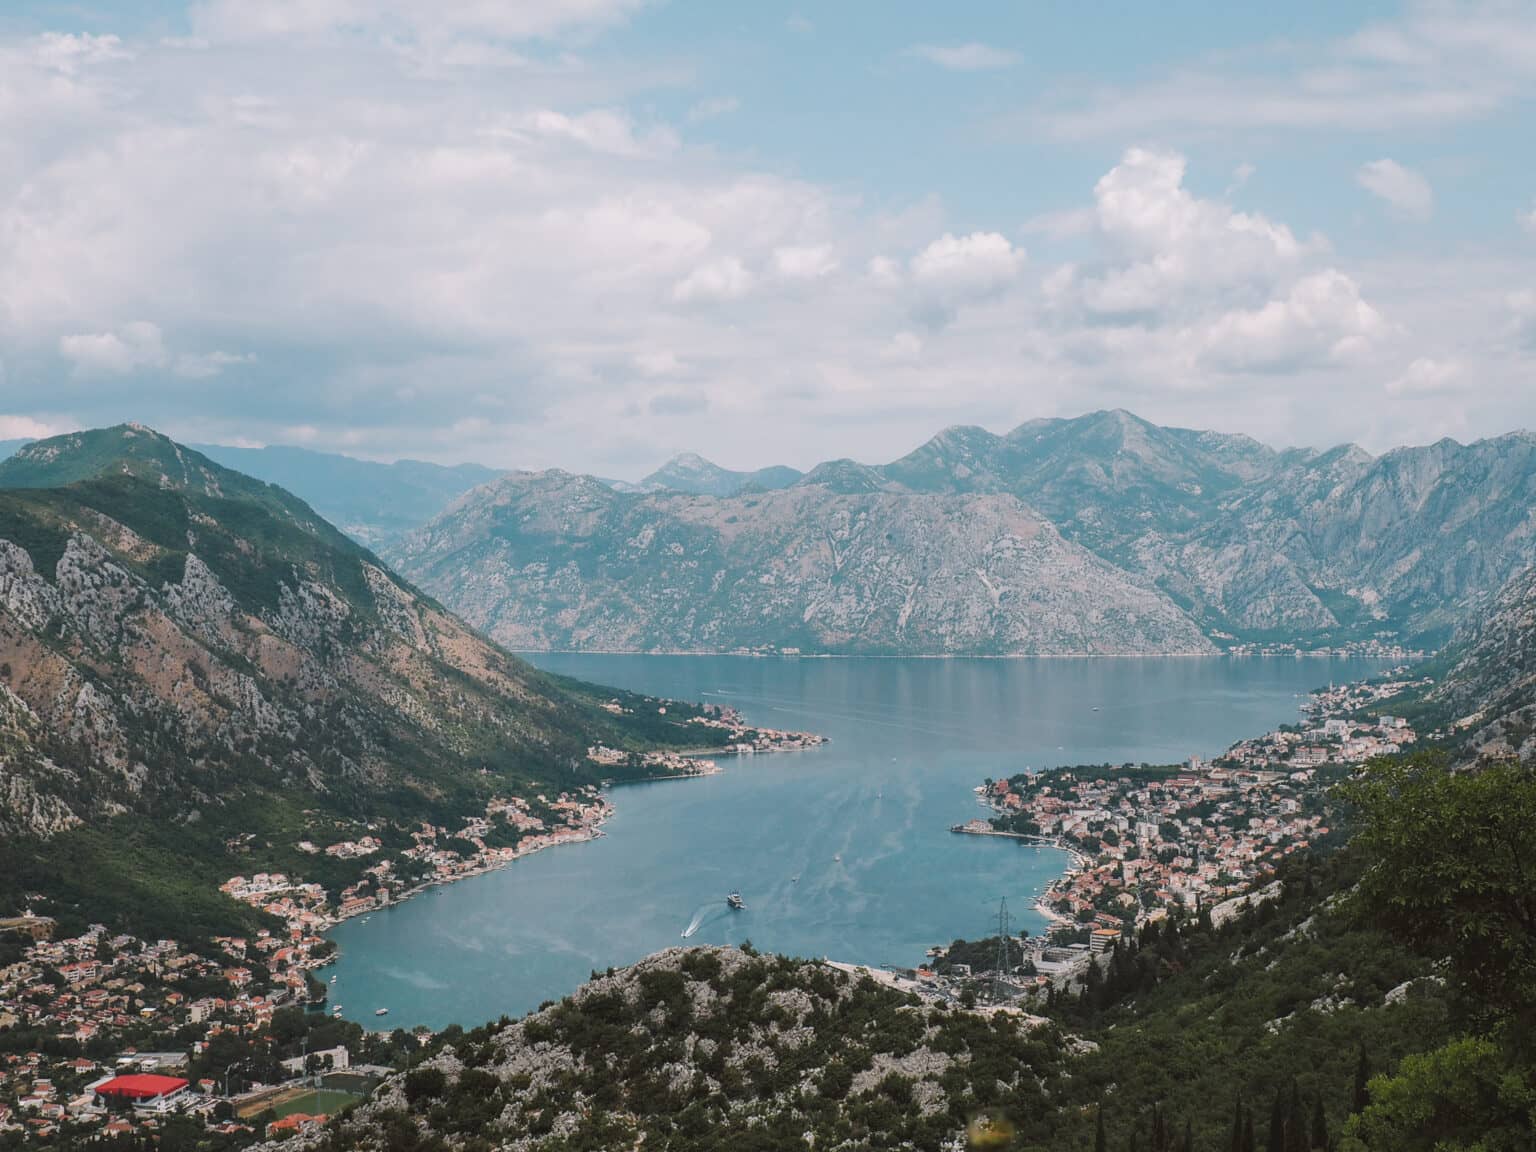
(726, 891), (745, 910)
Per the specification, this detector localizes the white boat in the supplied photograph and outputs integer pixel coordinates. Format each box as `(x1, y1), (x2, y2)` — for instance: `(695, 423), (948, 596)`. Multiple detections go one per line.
(375, 1008), (389, 1017)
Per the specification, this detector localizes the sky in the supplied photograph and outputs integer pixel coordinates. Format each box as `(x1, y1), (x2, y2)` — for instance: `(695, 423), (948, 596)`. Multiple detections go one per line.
(1, 1), (1534, 478)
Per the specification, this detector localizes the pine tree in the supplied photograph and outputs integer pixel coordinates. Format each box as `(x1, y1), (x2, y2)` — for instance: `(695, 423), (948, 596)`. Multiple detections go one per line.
(1243, 1112), (1257, 1152)
(1096, 1106), (1108, 1152)
(1182, 1119), (1194, 1152)
(1152, 1104), (1168, 1152)
(1351, 1044), (1371, 1115)
(1230, 1100), (1245, 1152)
(1310, 1093), (1329, 1150)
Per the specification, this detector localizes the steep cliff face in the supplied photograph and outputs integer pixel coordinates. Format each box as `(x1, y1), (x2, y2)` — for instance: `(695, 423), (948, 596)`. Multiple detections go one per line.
(0, 427), (700, 838)
(1140, 433), (1536, 642)
(1419, 558), (1536, 760)
(387, 470), (1215, 655)
(429, 413), (1536, 654)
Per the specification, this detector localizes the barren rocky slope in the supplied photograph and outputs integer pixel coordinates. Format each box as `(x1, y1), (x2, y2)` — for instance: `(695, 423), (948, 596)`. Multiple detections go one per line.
(394, 411), (1536, 654)
(0, 425), (709, 847)
(387, 469), (1215, 656)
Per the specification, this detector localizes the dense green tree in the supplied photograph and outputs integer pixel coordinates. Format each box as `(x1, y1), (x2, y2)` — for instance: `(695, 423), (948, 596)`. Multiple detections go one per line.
(1347, 755), (1536, 1033)
(1310, 1093), (1328, 1150)
(1350, 1045), (1370, 1115)
(1267, 1088), (1285, 1152)
(1096, 1106), (1108, 1152)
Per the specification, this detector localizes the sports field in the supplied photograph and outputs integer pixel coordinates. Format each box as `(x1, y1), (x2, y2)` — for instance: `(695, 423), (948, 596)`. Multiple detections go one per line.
(237, 1085), (361, 1120)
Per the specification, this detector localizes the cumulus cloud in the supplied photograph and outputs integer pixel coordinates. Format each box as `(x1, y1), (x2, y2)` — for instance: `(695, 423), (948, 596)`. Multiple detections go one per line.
(1077, 148), (1306, 315)
(772, 245), (838, 280)
(1201, 271), (1387, 371)
(0, 13), (1521, 472)
(672, 258), (753, 302)
(59, 323), (166, 376)
(522, 108), (676, 157)
(1357, 159), (1434, 219)
(1385, 357), (1465, 395)
(907, 43), (1016, 72)
(0, 415), (66, 440)
(911, 232), (1024, 290)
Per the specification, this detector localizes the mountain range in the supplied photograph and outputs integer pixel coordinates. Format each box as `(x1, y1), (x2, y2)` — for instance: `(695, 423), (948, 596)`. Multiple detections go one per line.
(0, 425), (712, 934)
(12, 411), (1536, 657)
(385, 411), (1536, 656)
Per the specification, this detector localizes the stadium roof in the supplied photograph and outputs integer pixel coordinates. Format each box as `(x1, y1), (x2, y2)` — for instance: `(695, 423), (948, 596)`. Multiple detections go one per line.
(95, 1074), (189, 1099)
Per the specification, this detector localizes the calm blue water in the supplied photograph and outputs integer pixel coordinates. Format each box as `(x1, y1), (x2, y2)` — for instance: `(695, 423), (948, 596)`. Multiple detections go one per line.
(325, 655), (1384, 1030)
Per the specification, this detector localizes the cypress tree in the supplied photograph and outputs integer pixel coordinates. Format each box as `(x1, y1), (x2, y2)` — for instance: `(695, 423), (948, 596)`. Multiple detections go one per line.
(1267, 1088), (1286, 1152)
(1310, 1093), (1329, 1150)
(1286, 1081), (1307, 1152)
(1096, 1106), (1107, 1152)
(1351, 1045), (1371, 1115)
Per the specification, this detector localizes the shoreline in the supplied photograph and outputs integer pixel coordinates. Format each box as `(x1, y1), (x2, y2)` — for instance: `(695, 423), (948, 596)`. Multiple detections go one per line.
(318, 742), (823, 936)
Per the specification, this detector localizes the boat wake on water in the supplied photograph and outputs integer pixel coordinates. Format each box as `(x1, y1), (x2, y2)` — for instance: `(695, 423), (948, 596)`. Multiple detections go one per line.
(680, 903), (718, 939)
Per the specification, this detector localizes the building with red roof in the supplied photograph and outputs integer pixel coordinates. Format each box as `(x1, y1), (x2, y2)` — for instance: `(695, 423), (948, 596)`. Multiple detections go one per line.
(94, 1074), (190, 1114)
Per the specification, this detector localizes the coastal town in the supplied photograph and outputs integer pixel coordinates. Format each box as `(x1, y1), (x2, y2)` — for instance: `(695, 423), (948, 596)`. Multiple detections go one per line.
(0, 704), (823, 1146)
(940, 669), (1428, 997)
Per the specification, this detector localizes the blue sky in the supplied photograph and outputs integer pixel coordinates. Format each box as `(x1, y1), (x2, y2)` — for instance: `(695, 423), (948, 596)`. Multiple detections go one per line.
(0, 1), (1533, 475)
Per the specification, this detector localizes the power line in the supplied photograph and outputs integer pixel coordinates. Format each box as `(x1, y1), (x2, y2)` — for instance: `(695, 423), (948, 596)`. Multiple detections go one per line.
(991, 897), (1011, 1003)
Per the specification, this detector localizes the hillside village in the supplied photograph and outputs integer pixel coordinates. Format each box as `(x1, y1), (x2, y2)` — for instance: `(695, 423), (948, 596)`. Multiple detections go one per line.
(0, 711), (823, 1146)
(958, 672), (1427, 985)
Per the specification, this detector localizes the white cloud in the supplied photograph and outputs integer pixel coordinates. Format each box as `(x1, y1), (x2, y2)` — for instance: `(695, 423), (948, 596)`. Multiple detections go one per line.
(911, 232), (1024, 289)
(0, 14), (1523, 471)
(190, 0), (645, 43)
(1385, 357), (1464, 394)
(522, 108), (676, 157)
(1078, 148), (1305, 315)
(0, 415), (66, 440)
(59, 322), (166, 376)
(907, 42), (1016, 72)
(1030, 2), (1536, 139)
(31, 33), (130, 74)
(672, 258), (753, 303)
(175, 350), (256, 379)
(772, 245), (838, 281)
(1356, 159), (1434, 219)
(1201, 270), (1387, 370)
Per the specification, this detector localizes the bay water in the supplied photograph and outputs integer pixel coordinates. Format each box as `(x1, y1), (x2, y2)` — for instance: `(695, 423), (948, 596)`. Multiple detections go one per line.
(325, 655), (1384, 1030)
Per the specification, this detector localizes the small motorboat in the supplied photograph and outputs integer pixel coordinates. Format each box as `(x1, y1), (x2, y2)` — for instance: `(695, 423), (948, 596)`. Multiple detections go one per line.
(727, 891), (746, 910)
(375, 1008), (389, 1017)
